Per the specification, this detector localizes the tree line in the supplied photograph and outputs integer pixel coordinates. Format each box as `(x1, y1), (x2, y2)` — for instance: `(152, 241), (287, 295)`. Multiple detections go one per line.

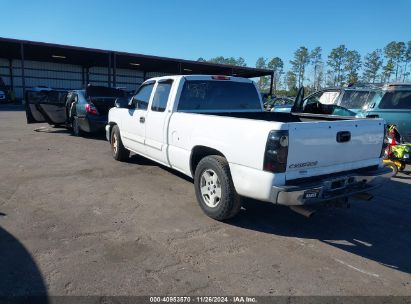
(197, 40), (411, 95)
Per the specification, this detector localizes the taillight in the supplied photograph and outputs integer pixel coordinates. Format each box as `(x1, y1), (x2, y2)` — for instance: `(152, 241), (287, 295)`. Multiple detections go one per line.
(263, 130), (289, 173)
(380, 124), (388, 158)
(85, 103), (99, 115)
(212, 75), (230, 80)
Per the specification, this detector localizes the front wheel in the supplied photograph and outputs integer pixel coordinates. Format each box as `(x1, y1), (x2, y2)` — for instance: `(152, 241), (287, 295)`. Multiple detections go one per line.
(111, 125), (129, 161)
(194, 155), (241, 220)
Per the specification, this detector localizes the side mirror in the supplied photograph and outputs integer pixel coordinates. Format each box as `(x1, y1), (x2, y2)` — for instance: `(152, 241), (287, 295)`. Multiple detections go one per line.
(114, 97), (130, 108)
(291, 86), (305, 112)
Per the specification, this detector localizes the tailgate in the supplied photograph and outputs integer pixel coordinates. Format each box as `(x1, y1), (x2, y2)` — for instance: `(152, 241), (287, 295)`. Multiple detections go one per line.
(286, 119), (384, 180)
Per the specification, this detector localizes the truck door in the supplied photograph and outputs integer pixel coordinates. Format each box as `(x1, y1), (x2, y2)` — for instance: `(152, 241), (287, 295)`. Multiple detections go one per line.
(144, 79), (174, 164)
(121, 82), (155, 153)
(25, 89), (68, 125)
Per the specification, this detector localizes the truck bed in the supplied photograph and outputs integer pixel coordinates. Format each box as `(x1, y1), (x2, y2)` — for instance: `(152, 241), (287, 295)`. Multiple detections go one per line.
(183, 111), (359, 122)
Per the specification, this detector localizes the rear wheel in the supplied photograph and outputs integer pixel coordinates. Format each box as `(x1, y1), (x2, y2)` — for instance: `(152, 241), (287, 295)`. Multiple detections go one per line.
(71, 116), (83, 137)
(111, 125), (129, 161)
(194, 155), (241, 220)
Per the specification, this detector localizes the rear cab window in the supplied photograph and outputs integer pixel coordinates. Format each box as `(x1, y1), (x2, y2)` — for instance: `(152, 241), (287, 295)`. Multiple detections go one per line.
(177, 80), (261, 112)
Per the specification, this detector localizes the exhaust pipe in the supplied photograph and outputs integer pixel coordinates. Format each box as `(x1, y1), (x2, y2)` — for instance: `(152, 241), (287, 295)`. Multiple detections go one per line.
(353, 192), (374, 201)
(289, 206), (315, 218)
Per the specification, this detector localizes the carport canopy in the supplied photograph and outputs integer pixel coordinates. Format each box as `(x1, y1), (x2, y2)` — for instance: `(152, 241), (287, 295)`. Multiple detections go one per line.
(0, 37), (274, 93)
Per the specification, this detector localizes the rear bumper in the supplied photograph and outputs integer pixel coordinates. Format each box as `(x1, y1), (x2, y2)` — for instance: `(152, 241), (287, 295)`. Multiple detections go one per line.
(78, 116), (107, 133)
(271, 167), (392, 206)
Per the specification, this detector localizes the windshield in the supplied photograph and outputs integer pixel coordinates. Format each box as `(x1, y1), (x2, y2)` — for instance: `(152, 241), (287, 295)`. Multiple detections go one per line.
(304, 90), (340, 106)
(178, 80), (261, 111)
(339, 90), (374, 109)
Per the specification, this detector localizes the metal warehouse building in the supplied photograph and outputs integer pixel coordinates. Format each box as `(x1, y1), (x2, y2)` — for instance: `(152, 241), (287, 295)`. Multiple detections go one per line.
(0, 37), (273, 99)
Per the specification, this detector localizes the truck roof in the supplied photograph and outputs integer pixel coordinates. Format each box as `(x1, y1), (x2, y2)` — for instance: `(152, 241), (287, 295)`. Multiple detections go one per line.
(143, 75), (254, 84)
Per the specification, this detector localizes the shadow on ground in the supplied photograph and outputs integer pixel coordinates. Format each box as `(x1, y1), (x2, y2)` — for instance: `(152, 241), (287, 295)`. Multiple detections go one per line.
(32, 126), (107, 141)
(0, 225), (48, 302)
(226, 177), (411, 275)
(124, 153), (411, 276)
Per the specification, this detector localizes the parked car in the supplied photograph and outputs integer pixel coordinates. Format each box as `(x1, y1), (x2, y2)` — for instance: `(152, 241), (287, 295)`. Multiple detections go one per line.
(272, 88), (345, 114)
(268, 97), (294, 112)
(66, 86), (126, 136)
(295, 88), (357, 116)
(0, 90), (7, 103)
(337, 83), (411, 143)
(25, 85), (126, 136)
(0, 76), (10, 103)
(106, 75), (390, 220)
(262, 96), (294, 111)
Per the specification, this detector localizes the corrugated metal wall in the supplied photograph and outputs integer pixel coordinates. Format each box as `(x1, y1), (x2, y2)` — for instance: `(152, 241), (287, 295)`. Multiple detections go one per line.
(0, 58), (149, 99)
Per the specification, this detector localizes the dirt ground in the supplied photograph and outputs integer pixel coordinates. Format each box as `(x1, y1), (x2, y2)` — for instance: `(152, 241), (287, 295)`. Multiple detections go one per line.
(0, 105), (410, 296)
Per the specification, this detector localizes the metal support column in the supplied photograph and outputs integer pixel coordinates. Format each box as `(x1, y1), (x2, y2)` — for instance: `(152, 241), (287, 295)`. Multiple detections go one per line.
(8, 58), (14, 92)
(269, 72), (274, 96)
(81, 67), (85, 87)
(86, 67), (89, 85)
(107, 53), (112, 88)
(20, 43), (26, 99)
(113, 53), (117, 88)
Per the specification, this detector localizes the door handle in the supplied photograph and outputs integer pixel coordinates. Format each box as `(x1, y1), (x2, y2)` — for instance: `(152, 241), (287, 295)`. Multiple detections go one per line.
(139, 117), (145, 123)
(336, 131), (351, 143)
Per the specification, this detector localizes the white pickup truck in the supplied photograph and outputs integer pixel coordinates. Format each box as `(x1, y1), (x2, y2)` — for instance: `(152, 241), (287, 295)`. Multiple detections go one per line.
(106, 75), (391, 220)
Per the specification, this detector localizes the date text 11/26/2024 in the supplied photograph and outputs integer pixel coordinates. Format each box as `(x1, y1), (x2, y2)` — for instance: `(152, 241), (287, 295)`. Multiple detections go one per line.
(149, 296), (257, 303)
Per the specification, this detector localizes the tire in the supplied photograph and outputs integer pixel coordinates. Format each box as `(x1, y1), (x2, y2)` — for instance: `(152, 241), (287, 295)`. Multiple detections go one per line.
(194, 155), (241, 220)
(384, 161), (398, 177)
(111, 125), (129, 161)
(71, 116), (83, 137)
(68, 102), (75, 123)
(399, 162), (406, 171)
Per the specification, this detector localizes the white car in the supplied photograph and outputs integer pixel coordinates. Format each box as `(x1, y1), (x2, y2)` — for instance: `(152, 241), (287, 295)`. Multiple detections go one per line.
(106, 75), (391, 220)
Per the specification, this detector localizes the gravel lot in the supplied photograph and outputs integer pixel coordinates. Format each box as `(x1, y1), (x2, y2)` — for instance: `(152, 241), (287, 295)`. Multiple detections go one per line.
(0, 105), (410, 296)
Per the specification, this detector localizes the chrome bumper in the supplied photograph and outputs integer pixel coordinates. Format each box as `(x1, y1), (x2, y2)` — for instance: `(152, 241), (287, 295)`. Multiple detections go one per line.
(271, 167), (392, 206)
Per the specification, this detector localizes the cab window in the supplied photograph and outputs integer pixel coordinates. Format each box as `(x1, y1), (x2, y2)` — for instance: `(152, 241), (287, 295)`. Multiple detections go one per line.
(132, 83), (155, 110)
(151, 80), (173, 112)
